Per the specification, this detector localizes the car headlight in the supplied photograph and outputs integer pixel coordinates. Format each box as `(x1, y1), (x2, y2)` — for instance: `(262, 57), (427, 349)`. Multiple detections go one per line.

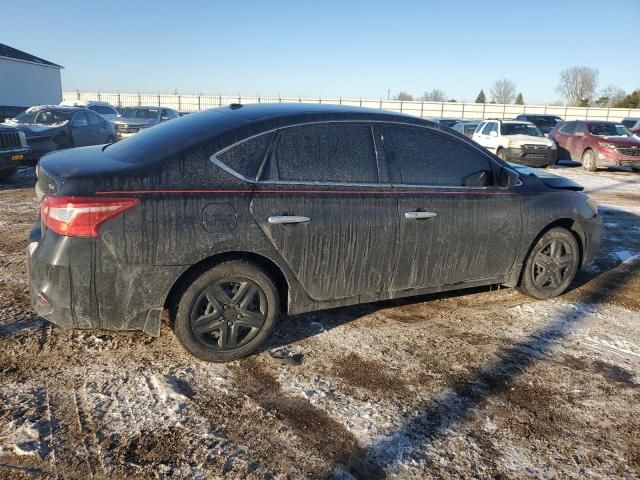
(550, 142), (557, 149)
(18, 131), (27, 146)
(598, 142), (616, 149)
(586, 197), (598, 217)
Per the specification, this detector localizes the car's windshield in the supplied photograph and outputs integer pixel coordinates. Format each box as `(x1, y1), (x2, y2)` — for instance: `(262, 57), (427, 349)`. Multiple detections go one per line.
(13, 109), (71, 125)
(502, 123), (543, 137)
(528, 116), (563, 128)
(589, 123), (633, 137)
(119, 108), (159, 120)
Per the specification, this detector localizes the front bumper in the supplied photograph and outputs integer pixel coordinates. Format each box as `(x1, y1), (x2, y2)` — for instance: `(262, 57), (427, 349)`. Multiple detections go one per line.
(504, 146), (557, 167)
(0, 146), (31, 170)
(595, 149), (640, 168)
(27, 222), (183, 336)
(581, 213), (602, 268)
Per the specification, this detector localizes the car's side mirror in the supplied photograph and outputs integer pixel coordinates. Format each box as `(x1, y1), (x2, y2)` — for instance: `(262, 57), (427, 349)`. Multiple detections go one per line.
(499, 168), (520, 188)
(489, 130), (498, 137)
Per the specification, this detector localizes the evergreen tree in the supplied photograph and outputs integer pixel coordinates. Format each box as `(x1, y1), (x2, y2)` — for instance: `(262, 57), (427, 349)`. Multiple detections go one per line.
(515, 93), (524, 105)
(475, 89), (486, 103)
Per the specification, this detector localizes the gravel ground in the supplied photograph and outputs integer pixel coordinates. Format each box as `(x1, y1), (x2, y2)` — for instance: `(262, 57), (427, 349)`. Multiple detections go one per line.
(0, 163), (639, 479)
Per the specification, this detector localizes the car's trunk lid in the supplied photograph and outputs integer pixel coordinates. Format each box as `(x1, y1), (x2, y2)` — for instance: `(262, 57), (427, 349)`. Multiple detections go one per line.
(36, 145), (149, 198)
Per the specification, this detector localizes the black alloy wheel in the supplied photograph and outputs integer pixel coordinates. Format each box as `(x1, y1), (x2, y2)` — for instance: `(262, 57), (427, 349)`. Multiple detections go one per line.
(518, 227), (579, 299)
(190, 278), (267, 350)
(174, 260), (279, 362)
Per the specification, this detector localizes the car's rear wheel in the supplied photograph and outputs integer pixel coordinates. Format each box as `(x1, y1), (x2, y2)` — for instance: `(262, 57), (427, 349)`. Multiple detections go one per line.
(581, 149), (597, 172)
(173, 260), (279, 362)
(0, 168), (17, 181)
(518, 227), (580, 300)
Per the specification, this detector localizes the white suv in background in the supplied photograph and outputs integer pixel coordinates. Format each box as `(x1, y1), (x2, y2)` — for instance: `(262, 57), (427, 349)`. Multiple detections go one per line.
(59, 100), (119, 123)
(473, 120), (557, 168)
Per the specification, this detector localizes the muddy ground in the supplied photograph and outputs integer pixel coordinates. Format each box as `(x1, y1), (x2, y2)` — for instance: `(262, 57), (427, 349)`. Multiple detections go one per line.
(0, 163), (639, 479)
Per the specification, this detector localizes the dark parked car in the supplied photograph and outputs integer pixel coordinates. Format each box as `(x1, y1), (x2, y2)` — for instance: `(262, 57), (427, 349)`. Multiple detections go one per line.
(8, 106), (116, 160)
(515, 114), (563, 134)
(452, 120), (481, 138)
(113, 106), (180, 139)
(431, 118), (463, 128)
(0, 123), (31, 180)
(621, 118), (640, 134)
(548, 120), (640, 171)
(28, 104), (601, 362)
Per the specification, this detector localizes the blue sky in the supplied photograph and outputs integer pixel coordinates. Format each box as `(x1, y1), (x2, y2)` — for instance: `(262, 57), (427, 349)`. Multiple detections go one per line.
(4, 0), (639, 103)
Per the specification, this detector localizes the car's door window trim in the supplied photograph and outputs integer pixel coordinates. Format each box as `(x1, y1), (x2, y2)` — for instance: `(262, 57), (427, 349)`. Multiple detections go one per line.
(211, 119), (501, 189)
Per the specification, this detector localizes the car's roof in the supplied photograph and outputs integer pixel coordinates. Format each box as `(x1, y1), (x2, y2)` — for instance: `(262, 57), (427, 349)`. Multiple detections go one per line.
(622, 117), (640, 121)
(26, 105), (86, 112)
(215, 102), (418, 122)
(121, 106), (162, 109)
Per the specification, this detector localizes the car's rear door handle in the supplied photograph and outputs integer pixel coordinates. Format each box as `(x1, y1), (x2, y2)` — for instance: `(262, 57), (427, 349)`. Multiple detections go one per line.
(404, 211), (438, 220)
(268, 215), (311, 224)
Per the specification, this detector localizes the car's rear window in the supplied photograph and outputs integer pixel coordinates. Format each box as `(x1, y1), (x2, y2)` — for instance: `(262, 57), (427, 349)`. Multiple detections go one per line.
(217, 131), (275, 180)
(104, 110), (245, 163)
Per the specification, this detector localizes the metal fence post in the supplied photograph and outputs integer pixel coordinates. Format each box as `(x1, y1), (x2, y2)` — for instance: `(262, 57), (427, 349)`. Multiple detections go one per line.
(157, 94), (160, 107)
(117, 92), (121, 108)
(379, 99), (382, 110)
(482, 103), (486, 119)
(198, 95), (201, 111)
(138, 93), (141, 106)
(564, 105), (568, 118)
(461, 102), (465, 119)
(440, 102), (444, 117)
(400, 100), (403, 112)
(420, 101), (424, 117)
(360, 97), (362, 107)
(502, 104), (506, 119)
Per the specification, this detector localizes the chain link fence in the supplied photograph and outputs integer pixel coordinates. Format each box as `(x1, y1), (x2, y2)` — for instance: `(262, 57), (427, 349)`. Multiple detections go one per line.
(63, 91), (640, 122)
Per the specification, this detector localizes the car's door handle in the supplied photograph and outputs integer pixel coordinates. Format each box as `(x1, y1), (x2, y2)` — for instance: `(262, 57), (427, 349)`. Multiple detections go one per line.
(268, 215), (311, 224)
(404, 211), (438, 220)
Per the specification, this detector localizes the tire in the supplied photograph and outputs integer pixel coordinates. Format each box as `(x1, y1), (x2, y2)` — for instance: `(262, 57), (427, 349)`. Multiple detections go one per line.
(173, 260), (279, 362)
(496, 148), (507, 161)
(518, 227), (580, 300)
(581, 149), (597, 172)
(0, 167), (17, 181)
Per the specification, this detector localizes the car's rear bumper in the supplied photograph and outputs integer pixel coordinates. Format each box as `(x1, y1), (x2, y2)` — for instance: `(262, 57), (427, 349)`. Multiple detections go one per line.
(504, 146), (557, 167)
(27, 222), (183, 336)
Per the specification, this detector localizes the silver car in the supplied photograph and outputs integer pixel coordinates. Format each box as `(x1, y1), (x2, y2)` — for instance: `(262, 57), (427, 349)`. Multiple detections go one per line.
(113, 107), (180, 139)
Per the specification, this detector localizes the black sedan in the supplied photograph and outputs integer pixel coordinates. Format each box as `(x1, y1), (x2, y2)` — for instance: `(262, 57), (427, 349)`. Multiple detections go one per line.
(28, 104), (601, 362)
(8, 106), (115, 160)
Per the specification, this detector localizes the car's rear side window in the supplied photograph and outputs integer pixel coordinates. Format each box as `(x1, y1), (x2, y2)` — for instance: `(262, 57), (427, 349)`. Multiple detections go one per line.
(264, 123), (378, 183)
(217, 131), (275, 180)
(560, 122), (576, 134)
(385, 126), (493, 187)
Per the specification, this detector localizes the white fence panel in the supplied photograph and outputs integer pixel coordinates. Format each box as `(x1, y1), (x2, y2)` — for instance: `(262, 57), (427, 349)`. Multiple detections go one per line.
(62, 91), (640, 121)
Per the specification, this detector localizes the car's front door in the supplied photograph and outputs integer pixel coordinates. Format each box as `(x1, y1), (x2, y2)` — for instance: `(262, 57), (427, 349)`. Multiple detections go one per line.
(70, 112), (92, 146)
(381, 124), (522, 291)
(249, 122), (400, 302)
(85, 111), (107, 144)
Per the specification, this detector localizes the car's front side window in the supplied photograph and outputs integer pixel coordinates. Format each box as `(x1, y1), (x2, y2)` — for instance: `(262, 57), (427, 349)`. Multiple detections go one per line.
(385, 126), (494, 187)
(263, 123), (378, 184)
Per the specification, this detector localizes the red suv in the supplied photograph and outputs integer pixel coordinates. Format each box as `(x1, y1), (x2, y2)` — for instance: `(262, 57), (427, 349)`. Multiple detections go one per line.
(549, 120), (640, 171)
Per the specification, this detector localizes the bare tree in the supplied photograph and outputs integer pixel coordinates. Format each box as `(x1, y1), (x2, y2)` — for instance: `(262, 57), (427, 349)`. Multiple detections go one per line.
(394, 91), (414, 101)
(421, 89), (447, 102)
(490, 79), (517, 104)
(593, 85), (626, 107)
(556, 66), (599, 106)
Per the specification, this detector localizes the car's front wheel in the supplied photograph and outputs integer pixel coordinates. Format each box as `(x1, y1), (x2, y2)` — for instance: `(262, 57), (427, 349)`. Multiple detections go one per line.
(173, 260), (279, 362)
(518, 227), (580, 300)
(496, 148), (507, 160)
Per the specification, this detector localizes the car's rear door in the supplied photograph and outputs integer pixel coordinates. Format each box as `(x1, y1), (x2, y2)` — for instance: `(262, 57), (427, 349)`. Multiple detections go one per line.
(249, 121), (400, 301)
(382, 124), (522, 291)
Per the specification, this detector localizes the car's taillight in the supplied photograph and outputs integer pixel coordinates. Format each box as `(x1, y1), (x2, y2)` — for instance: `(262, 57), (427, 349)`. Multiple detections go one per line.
(41, 196), (138, 237)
